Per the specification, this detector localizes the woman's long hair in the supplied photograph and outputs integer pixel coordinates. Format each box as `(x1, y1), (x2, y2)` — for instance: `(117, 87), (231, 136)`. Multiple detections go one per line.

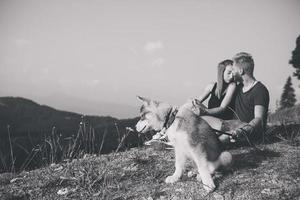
(216, 59), (233, 99)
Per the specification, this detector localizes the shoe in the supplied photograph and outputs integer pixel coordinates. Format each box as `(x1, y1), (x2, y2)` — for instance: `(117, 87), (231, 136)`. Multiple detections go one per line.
(152, 132), (166, 140)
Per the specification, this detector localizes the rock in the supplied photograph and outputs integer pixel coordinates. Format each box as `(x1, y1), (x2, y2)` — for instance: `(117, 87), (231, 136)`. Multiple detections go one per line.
(57, 188), (69, 195)
(53, 166), (63, 171)
(213, 193), (225, 200)
(10, 177), (23, 183)
(261, 188), (271, 195)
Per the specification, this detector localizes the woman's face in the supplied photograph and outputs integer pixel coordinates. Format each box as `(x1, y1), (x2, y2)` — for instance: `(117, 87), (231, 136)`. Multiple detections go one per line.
(223, 65), (233, 83)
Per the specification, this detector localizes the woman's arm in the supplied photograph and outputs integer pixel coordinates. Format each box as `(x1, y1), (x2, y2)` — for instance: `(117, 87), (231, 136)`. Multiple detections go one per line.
(206, 82), (236, 116)
(197, 83), (214, 103)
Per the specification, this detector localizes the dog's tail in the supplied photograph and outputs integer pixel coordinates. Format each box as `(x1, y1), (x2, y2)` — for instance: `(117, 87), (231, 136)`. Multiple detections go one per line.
(219, 151), (232, 167)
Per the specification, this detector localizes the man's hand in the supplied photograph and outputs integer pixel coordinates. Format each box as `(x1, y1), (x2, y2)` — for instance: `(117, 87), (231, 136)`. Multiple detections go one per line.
(231, 124), (254, 139)
(231, 128), (244, 139)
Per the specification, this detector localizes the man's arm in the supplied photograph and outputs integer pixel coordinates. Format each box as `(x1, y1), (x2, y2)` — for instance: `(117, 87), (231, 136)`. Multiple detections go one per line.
(248, 105), (266, 131)
(232, 105), (267, 138)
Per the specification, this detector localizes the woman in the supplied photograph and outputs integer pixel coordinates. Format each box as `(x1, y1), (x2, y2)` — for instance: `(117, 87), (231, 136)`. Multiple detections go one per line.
(197, 59), (236, 120)
(148, 59), (236, 144)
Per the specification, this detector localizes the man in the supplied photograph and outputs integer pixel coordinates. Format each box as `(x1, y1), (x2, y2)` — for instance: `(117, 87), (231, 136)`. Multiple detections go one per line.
(229, 52), (269, 141)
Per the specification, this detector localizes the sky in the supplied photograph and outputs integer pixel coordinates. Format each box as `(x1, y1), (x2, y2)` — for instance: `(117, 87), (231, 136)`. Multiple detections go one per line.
(0, 0), (300, 118)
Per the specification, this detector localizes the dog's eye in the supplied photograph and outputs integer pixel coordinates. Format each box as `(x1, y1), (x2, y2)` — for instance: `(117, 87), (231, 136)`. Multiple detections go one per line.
(140, 113), (145, 119)
(141, 112), (149, 120)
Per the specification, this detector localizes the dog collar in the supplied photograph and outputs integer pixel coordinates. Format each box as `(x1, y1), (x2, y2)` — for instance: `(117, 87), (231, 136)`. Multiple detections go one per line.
(163, 107), (178, 129)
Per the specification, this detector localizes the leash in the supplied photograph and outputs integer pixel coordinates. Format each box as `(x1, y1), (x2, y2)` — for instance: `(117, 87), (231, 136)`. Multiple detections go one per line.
(211, 128), (233, 136)
(212, 125), (262, 151)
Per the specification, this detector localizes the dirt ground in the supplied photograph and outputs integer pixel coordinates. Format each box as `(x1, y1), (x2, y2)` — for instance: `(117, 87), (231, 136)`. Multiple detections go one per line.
(0, 137), (299, 200)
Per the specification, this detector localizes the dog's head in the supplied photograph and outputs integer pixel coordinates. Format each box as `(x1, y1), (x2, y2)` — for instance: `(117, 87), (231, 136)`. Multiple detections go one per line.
(135, 96), (172, 133)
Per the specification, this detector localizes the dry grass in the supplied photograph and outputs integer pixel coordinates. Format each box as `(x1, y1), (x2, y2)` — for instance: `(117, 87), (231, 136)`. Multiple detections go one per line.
(1, 131), (299, 200)
(0, 116), (135, 173)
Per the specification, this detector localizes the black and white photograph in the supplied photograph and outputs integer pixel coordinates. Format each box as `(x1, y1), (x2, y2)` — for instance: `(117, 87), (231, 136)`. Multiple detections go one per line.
(0, 0), (299, 199)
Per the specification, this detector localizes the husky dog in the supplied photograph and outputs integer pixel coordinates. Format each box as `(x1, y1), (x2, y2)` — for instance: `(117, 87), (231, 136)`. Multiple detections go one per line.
(135, 96), (234, 192)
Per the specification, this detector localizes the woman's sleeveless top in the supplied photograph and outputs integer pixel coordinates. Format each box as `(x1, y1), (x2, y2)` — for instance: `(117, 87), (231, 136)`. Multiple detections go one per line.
(207, 83), (235, 120)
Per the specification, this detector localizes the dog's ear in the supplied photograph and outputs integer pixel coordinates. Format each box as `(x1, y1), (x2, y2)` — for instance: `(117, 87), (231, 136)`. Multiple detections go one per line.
(137, 96), (151, 105)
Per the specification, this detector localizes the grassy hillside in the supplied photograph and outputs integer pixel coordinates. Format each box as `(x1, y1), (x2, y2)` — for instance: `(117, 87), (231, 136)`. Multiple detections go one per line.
(0, 98), (299, 199)
(268, 104), (300, 125)
(0, 97), (142, 172)
(0, 136), (299, 200)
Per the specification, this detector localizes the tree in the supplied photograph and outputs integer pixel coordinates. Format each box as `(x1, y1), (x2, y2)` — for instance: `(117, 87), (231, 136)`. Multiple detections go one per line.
(289, 35), (300, 79)
(279, 76), (296, 109)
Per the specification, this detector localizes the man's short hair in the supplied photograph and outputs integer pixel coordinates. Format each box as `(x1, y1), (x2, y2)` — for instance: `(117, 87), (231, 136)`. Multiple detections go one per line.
(233, 52), (254, 75)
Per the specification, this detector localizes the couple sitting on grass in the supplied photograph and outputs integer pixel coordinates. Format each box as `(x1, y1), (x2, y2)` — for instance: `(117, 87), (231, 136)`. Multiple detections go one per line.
(152, 52), (270, 145)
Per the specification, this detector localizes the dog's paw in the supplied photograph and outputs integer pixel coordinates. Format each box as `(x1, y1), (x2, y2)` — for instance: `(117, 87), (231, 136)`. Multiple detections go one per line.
(203, 182), (216, 193)
(165, 175), (179, 183)
(196, 175), (216, 193)
(196, 174), (202, 182)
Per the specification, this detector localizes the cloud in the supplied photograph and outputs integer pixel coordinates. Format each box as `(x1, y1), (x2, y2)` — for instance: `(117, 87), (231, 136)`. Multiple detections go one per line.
(14, 39), (31, 47)
(129, 47), (138, 55)
(275, 85), (282, 91)
(151, 57), (165, 67)
(41, 68), (49, 75)
(85, 63), (96, 69)
(144, 41), (164, 54)
(86, 79), (100, 87)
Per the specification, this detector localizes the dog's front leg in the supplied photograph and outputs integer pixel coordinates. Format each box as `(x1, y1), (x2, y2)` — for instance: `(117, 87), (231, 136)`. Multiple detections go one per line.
(196, 165), (215, 193)
(165, 148), (186, 183)
(191, 150), (216, 192)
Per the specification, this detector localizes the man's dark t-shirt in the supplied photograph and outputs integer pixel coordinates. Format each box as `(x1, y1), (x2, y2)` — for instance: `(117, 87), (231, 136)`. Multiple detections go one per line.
(234, 81), (269, 125)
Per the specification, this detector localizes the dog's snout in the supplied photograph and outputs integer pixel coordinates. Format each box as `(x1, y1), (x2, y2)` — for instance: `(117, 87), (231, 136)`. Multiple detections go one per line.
(135, 120), (148, 133)
(134, 124), (138, 132)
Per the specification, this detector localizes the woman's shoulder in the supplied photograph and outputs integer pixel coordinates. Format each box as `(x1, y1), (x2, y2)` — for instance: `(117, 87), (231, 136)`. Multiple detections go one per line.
(228, 82), (237, 89)
(222, 82), (237, 96)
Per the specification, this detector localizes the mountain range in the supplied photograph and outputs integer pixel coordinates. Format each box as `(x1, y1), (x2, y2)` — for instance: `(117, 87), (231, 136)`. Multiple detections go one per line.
(0, 96), (142, 172)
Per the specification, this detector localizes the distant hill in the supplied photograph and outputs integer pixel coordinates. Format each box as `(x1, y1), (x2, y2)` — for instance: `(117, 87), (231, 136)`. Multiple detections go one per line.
(268, 104), (300, 125)
(0, 97), (142, 172)
(0, 97), (117, 136)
